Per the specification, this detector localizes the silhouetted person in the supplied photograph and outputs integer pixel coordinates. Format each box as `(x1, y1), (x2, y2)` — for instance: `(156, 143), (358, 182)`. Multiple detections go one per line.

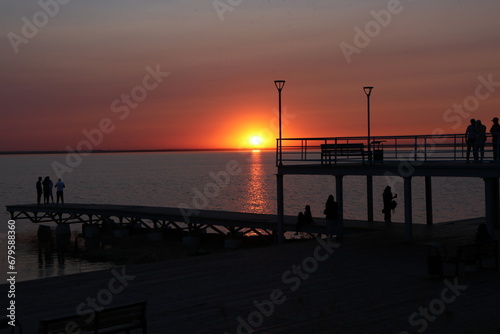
(294, 212), (306, 235)
(324, 195), (341, 241)
(465, 118), (476, 162)
(42, 176), (54, 204)
(490, 117), (500, 161)
(474, 120), (486, 162)
(55, 178), (65, 204)
(475, 223), (491, 242)
(382, 186), (397, 223)
(295, 205), (315, 234)
(36, 176), (43, 204)
(304, 205), (315, 225)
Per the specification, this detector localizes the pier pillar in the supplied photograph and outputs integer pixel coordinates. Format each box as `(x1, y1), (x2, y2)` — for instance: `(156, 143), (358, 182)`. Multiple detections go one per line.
(276, 173), (285, 244)
(483, 177), (499, 236)
(493, 178), (497, 231)
(425, 176), (433, 226)
(367, 175), (373, 222)
(336, 175), (344, 226)
(404, 177), (413, 242)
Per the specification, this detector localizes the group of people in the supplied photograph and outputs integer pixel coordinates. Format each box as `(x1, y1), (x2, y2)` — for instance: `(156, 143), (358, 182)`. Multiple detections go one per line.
(36, 176), (65, 204)
(295, 186), (398, 240)
(294, 196), (342, 241)
(465, 117), (500, 162)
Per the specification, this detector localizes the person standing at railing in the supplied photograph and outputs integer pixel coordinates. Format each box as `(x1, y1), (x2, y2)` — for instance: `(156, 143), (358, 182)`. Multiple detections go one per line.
(465, 118), (476, 162)
(490, 117), (500, 161)
(474, 120), (487, 162)
(382, 186), (397, 223)
(324, 195), (341, 241)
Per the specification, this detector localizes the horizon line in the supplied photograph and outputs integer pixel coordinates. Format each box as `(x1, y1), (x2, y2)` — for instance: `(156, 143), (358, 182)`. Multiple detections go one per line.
(0, 147), (276, 155)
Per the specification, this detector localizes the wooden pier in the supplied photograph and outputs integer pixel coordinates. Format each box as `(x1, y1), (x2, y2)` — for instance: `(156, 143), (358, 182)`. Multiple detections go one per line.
(276, 134), (500, 243)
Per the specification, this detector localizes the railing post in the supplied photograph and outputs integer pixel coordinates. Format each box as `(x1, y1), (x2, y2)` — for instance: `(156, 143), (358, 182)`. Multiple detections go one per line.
(276, 139), (279, 166)
(424, 137), (427, 161)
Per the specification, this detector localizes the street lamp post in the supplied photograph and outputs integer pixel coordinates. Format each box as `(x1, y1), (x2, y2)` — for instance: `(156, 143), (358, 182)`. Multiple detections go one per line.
(275, 80), (286, 165)
(363, 86), (374, 163)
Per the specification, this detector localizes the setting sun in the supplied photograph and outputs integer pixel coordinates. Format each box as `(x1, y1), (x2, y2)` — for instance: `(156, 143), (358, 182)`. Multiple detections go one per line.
(250, 136), (263, 146)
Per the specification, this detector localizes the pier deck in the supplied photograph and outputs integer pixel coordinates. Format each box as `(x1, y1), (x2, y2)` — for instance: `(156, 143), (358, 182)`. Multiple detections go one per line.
(5, 217), (499, 333)
(274, 134), (500, 243)
(5, 203), (381, 237)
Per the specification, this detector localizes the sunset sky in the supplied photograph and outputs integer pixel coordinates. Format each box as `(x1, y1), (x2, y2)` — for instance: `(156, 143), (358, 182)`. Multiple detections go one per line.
(1, 0), (500, 151)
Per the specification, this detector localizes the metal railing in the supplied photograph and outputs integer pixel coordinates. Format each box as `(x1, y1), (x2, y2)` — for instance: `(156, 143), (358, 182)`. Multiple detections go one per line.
(276, 134), (498, 166)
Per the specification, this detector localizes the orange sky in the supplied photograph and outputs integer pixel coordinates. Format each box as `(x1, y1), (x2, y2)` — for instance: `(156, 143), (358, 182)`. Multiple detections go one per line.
(1, 0), (500, 151)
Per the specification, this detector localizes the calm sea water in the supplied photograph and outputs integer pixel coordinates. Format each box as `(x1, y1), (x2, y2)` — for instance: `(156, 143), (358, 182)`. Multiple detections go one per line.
(0, 151), (484, 281)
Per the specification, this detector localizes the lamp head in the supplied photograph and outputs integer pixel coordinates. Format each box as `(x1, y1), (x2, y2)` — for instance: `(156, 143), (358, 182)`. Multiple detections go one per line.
(363, 86), (373, 96)
(274, 80), (286, 91)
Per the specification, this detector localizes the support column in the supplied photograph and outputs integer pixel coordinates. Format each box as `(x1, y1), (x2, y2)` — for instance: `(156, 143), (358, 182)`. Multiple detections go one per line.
(425, 176), (433, 226)
(276, 174), (285, 244)
(494, 178), (499, 231)
(483, 178), (499, 236)
(336, 175), (344, 236)
(367, 175), (373, 222)
(404, 177), (413, 242)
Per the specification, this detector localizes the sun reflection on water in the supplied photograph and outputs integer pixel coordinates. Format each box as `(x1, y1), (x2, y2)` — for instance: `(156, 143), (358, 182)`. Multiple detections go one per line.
(242, 150), (268, 213)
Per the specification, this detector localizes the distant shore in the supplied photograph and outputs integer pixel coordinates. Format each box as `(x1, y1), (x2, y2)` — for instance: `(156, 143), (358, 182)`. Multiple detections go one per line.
(0, 147), (275, 155)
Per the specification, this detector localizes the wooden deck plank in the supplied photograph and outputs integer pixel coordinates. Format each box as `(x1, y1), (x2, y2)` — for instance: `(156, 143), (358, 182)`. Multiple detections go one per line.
(3, 217), (499, 333)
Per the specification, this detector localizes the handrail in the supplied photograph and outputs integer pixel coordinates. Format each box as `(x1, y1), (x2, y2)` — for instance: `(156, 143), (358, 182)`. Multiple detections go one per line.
(276, 133), (499, 166)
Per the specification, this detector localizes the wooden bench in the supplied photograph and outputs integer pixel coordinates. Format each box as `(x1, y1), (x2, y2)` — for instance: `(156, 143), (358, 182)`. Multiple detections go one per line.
(441, 240), (498, 276)
(39, 301), (147, 334)
(321, 143), (365, 165)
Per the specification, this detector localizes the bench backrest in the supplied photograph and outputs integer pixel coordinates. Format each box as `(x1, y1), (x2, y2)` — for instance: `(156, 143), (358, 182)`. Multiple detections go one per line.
(476, 240), (498, 257)
(321, 143), (364, 151)
(39, 314), (95, 334)
(458, 240), (498, 260)
(97, 301), (146, 329)
(39, 301), (147, 334)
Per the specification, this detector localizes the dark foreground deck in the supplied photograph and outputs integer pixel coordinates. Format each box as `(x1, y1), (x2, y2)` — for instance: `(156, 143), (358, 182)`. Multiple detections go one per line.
(4, 218), (499, 333)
